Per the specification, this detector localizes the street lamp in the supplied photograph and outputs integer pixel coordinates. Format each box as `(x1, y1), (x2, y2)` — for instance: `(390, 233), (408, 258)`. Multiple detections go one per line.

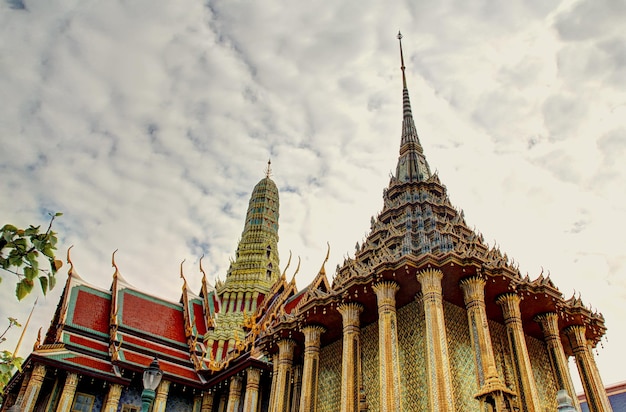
(141, 357), (163, 412)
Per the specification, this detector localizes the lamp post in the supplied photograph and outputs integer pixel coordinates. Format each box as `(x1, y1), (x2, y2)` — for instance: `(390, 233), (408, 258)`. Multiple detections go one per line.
(141, 357), (163, 412)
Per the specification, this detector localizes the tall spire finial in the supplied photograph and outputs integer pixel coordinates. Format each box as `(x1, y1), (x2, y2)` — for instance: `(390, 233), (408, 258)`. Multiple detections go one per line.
(265, 159), (272, 178)
(398, 31), (407, 89)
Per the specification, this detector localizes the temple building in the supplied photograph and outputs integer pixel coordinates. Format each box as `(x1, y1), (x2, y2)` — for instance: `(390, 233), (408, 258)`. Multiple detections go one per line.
(1, 34), (613, 412)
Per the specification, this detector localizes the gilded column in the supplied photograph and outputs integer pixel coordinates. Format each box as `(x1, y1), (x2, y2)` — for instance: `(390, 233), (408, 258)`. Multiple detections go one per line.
(56, 372), (79, 412)
(226, 375), (243, 412)
(152, 379), (171, 412)
(338, 302), (364, 412)
(272, 339), (296, 412)
(460, 276), (512, 410)
(496, 293), (541, 412)
(299, 325), (326, 412)
(102, 383), (123, 412)
(201, 390), (215, 412)
(372, 281), (402, 412)
(269, 353), (279, 411)
(535, 313), (580, 411)
(565, 325), (612, 412)
(291, 365), (302, 412)
(14, 369), (31, 407)
(21, 363), (47, 412)
(418, 269), (455, 411)
(243, 368), (261, 412)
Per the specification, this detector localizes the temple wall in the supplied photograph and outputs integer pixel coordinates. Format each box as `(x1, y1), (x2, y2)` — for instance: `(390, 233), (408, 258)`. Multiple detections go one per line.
(361, 317), (380, 411)
(527, 333), (558, 410)
(317, 338), (342, 411)
(303, 298), (557, 412)
(396, 300), (427, 412)
(444, 301), (479, 412)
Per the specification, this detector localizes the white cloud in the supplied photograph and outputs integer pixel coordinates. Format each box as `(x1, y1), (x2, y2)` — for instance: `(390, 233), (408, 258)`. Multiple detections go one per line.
(1, 0), (624, 393)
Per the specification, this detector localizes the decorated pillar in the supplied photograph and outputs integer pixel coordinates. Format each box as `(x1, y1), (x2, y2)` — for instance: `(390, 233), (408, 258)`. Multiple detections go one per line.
(271, 339), (296, 412)
(226, 375), (243, 412)
(102, 383), (123, 412)
(291, 365), (302, 412)
(417, 269), (455, 411)
(496, 293), (541, 412)
(14, 368), (31, 407)
(338, 303), (362, 412)
(56, 372), (79, 412)
(460, 276), (513, 410)
(243, 368), (261, 412)
(299, 325), (326, 412)
(565, 325), (612, 412)
(201, 390), (215, 412)
(372, 281), (402, 412)
(269, 353), (279, 411)
(21, 363), (47, 412)
(535, 313), (580, 411)
(152, 379), (171, 412)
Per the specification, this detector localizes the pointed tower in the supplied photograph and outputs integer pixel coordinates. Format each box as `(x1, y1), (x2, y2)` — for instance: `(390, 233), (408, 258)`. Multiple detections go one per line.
(206, 161), (281, 361)
(347, 32), (485, 268)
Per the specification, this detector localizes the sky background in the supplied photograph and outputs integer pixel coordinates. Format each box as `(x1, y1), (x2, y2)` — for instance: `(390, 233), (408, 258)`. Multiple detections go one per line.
(1, 0), (624, 392)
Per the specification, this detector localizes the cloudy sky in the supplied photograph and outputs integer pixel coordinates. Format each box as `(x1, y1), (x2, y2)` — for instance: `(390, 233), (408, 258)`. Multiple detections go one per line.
(1, 0), (624, 391)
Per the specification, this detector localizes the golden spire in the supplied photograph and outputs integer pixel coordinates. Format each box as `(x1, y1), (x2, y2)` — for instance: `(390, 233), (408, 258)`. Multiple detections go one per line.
(398, 31), (407, 89)
(14, 298), (37, 357)
(265, 159), (272, 178)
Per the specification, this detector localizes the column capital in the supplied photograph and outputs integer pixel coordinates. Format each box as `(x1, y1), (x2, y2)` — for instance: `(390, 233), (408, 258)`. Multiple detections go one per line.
(564, 324), (587, 349)
(301, 324), (326, 347)
(459, 275), (486, 305)
(372, 281), (399, 309)
(246, 367), (261, 385)
(496, 292), (522, 320)
(277, 338), (296, 362)
(337, 302), (363, 328)
(534, 312), (560, 336)
(416, 268), (444, 294)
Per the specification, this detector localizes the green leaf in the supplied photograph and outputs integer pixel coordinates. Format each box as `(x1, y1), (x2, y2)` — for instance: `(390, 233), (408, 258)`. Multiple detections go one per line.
(24, 266), (37, 281)
(8, 317), (21, 327)
(54, 212), (63, 217)
(39, 276), (48, 295)
(1, 224), (18, 232)
(42, 245), (54, 258)
(48, 273), (57, 290)
(16, 279), (34, 300)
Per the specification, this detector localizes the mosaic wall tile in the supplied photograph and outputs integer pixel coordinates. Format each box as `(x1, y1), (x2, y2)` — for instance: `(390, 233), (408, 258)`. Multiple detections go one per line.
(527, 334), (558, 411)
(444, 301), (479, 411)
(361, 320), (380, 412)
(396, 300), (428, 412)
(316, 338), (342, 412)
